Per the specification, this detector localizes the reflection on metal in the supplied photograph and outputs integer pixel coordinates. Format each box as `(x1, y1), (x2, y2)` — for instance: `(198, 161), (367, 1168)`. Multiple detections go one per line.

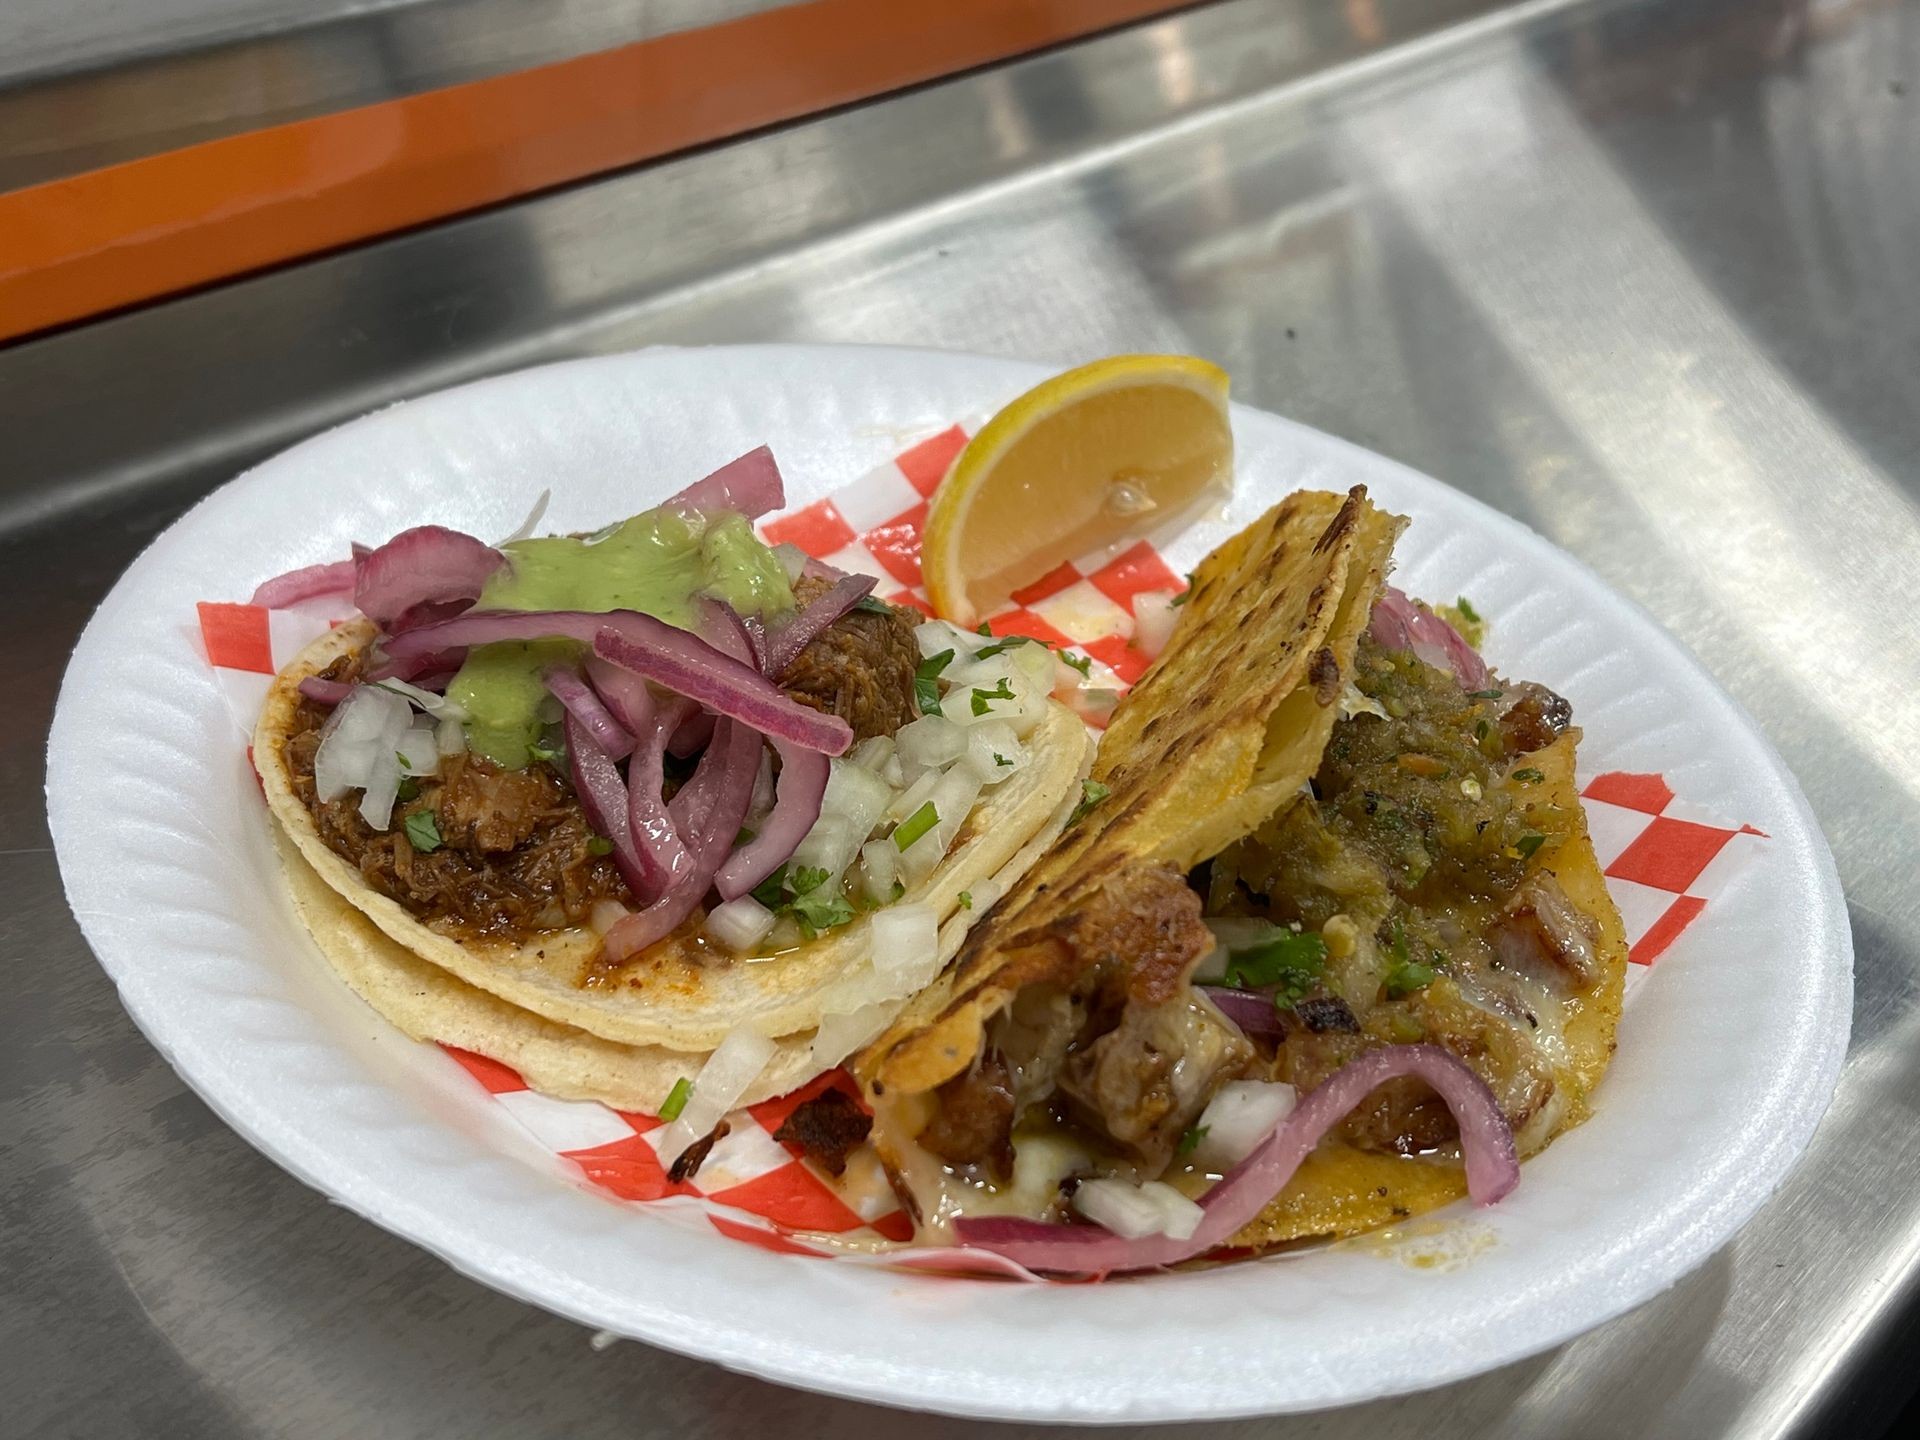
(4, 0), (1919, 1436)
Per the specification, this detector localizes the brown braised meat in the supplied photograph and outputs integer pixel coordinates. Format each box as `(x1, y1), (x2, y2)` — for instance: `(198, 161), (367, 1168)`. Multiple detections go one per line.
(284, 671), (625, 937)
(779, 576), (922, 741)
(773, 1089), (875, 1176)
(922, 863), (1253, 1182)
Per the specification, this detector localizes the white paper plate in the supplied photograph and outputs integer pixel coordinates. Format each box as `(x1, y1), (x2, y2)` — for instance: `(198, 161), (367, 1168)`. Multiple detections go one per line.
(48, 345), (1851, 1422)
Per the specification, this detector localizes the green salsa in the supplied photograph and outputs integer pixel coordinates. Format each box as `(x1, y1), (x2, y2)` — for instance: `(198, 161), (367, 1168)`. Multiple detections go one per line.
(445, 504), (794, 768)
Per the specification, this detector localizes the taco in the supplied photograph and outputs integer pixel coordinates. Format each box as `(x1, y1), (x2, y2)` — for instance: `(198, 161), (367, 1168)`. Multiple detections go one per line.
(857, 487), (1627, 1272)
(250, 447), (1090, 1121)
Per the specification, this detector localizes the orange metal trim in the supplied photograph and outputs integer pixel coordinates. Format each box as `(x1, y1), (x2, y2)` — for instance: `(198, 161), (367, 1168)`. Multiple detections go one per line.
(0, 0), (1199, 343)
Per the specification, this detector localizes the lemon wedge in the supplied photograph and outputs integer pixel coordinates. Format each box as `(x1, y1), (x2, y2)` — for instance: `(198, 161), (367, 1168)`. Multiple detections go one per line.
(922, 355), (1232, 625)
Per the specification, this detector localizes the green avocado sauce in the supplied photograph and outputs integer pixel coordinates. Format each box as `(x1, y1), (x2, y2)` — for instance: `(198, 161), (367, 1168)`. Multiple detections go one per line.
(445, 505), (793, 768)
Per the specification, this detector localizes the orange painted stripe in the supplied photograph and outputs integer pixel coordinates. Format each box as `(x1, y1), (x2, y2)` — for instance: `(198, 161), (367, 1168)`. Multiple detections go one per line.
(0, 0), (1197, 343)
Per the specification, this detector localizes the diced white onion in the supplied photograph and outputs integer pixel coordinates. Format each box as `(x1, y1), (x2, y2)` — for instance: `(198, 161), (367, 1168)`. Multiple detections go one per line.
(1009, 641), (1057, 692)
(1131, 589), (1181, 661)
(771, 542), (809, 583)
(498, 487), (551, 545)
(915, 618), (984, 662)
(869, 902), (939, 991)
(396, 720), (441, 778)
(964, 721), (1024, 783)
(895, 713), (967, 769)
(857, 838), (899, 903)
(849, 735), (895, 773)
(821, 756), (893, 840)
(1191, 1081), (1298, 1171)
(1072, 1178), (1204, 1240)
(925, 765), (984, 852)
(706, 895), (777, 954)
(1193, 918), (1284, 982)
(885, 767), (943, 825)
(371, 677), (468, 721)
(880, 753), (907, 787)
(789, 814), (859, 885)
(747, 746), (776, 821)
(657, 1029), (777, 1164)
(435, 716), (466, 757)
(313, 685), (410, 802)
(590, 899), (632, 934)
(809, 1001), (895, 1066)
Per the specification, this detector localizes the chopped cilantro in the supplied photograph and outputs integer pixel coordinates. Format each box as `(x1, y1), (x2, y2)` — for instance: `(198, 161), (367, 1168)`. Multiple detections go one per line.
(1467, 688), (1504, 700)
(790, 865), (831, 895)
(1455, 596), (1482, 624)
(394, 750), (412, 771)
(1170, 572), (1197, 606)
(1511, 767), (1544, 784)
(660, 1077), (693, 1122)
(1067, 778), (1111, 827)
(586, 835), (614, 856)
(890, 880), (906, 901)
(1058, 650), (1093, 678)
(914, 649), (955, 716)
(1222, 929), (1327, 1003)
(971, 678), (1015, 715)
(1176, 1124), (1209, 1159)
(977, 621), (994, 636)
(854, 595), (892, 615)
(894, 801), (940, 850)
(994, 752), (1013, 767)
(395, 777), (420, 802)
(958, 891), (973, 910)
(403, 810), (443, 853)
(735, 827), (756, 845)
(792, 887), (854, 938)
(751, 864), (790, 908)
(974, 635), (1032, 660)
(1516, 833), (1547, 860)
(529, 738), (567, 766)
(1474, 719), (1491, 741)
(1384, 955), (1438, 999)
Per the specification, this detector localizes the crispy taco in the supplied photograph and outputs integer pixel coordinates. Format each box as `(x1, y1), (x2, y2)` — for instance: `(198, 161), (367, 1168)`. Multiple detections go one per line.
(250, 447), (1089, 1120)
(858, 487), (1627, 1272)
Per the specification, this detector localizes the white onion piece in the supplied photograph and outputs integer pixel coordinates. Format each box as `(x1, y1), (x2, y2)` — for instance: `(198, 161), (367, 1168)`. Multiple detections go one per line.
(313, 686), (409, 801)
(1131, 589), (1180, 661)
(849, 735), (895, 773)
(396, 721), (441, 778)
(1191, 1081), (1299, 1171)
(1072, 1179), (1202, 1241)
(589, 899), (632, 934)
(1193, 918), (1289, 982)
(926, 766), (984, 852)
(809, 1001), (895, 1066)
(657, 1029), (777, 1164)
(789, 814), (859, 884)
(1010, 642), (1057, 692)
(371, 677), (467, 721)
(771, 542), (809, 583)
(896, 714), (967, 769)
(498, 488), (551, 545)
(885, 767), (943, 825)
(870, 902), (939, 991)
(747, 746), (777, 821)
(821, 758), (892, 840)
(857, 838), (899, 902)
(915, 618), (984, 663)
(964, 721), (1024, 783)
(880, 752), (907, 788)
(707, 895), (777, 955)
(435, 716), (466, 757)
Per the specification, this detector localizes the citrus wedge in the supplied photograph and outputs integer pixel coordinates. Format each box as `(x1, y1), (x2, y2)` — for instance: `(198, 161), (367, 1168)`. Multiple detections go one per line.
(921, 355), (1232, 625)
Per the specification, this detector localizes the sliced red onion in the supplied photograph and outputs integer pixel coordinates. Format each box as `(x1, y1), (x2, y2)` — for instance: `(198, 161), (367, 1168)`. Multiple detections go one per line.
(297, 676), (356, 706)
(585, 655), (653, 736)
(381, 609), (853, 755)
(714, 738), (827, 900)
(367, 645), (466, 685)
(602, 719), (761, 961)
(1197, 986), (1287, 1039)
(564, 715), (660, 901)
(696, 597), (756, 666)
(250, 558), (355, 609)
(545, 666), (635, 761)
(629, 697), (693, 903)
(668, 709), (716, 759)
(764, 573), (877, 677)
(1368, 587), (1491, 690)
(353, 525), (505, 628)
(951, 1044), (1519, 1275)
(800, 555), (851, 584)
(664, 445), (785, 519)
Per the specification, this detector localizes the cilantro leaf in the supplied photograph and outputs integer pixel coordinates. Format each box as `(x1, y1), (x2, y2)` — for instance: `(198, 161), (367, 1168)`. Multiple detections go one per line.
(403, 810), (443, 853)
(1058, 650), (1092, 678)
(1511, 767), (1544, 784)
(586, 835), (614, 856)
(994, 752), (1013, 767)
(970, 678), (1015, 715)
(1176, 1124), (1208, 1158)
(751, 864), (790, 908)
(1384, 952), (1438, 999)
(792, 887), (854, 938)
(973, 635), (1032, 660)
(958, 890), (973, 909)
(915, 649), (955, 716)
(395, 777), (420, 802)
(1222, 930), (1327, 1003)
(1515, 833), (1547, 860)
(854, 596), (892, 615)
(790, 865), (831, 896)
(1067, 778), (1111, 827)
(1455, 595), (1482, 625)
(1467, 689), (1504, 701)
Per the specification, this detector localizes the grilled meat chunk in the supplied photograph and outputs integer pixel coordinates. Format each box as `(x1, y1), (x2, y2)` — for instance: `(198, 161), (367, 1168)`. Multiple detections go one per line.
(779, 576), (922, 741)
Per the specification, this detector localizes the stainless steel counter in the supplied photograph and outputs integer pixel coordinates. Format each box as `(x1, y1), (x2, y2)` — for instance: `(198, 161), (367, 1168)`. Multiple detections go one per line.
(5, 0), (1918, 1435)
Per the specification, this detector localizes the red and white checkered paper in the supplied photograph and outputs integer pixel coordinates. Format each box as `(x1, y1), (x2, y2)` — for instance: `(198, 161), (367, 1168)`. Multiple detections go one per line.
(198, 428), (1767, 1260)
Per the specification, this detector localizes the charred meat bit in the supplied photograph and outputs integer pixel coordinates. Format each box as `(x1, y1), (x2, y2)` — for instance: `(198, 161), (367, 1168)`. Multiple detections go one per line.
(668, 1120), (731, 1184)
(773, 1089), (874, 1176)
(1490, 870), (1601, 992)
(919, 1052), (1018, 1178)
(779, 576), (922, 741)
(1295, 995), (1360, 1034)
(1498, 682), (1573, 754)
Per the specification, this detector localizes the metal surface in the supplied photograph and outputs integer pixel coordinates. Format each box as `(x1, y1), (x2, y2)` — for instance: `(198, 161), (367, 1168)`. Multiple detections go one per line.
(4, 0), (1917, 1434)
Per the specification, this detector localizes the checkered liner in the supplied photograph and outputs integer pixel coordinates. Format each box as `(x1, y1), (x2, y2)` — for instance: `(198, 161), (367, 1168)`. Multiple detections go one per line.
(197, 429), (1767, 1259)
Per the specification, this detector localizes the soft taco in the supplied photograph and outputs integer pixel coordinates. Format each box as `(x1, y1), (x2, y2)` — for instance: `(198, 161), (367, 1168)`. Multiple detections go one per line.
(250, 447), (1089, 1123)
(857, 486), (1627, 1272)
